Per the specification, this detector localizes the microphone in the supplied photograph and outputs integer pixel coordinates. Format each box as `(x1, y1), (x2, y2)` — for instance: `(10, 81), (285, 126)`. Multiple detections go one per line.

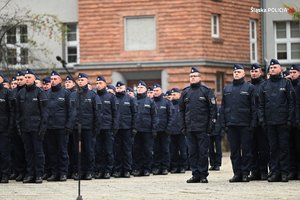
(56, 56), (67, 65)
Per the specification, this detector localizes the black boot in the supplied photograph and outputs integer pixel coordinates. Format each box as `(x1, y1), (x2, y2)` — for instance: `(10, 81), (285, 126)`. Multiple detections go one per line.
(229, 175), (242, 183)
(268, 174), (280, 182)
(186, 176), (200, 183)
(1, 175), (9, 184)
(23, 176), (35, 183)
(15, 173), (24, 182)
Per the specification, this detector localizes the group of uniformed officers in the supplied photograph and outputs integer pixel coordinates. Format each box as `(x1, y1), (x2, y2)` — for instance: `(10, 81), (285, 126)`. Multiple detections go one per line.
(0, 58), (299, 184)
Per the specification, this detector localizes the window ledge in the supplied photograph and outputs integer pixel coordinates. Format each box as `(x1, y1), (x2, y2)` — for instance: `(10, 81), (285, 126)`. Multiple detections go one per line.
(212, 37), (224, 44)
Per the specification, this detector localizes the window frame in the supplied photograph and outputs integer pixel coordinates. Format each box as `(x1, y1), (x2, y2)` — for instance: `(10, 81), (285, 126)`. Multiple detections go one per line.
(249, 20), (257, 63)
(274, 21), (300, 62)
(65, 23), (80, 65)
(211, 14), (220, 38)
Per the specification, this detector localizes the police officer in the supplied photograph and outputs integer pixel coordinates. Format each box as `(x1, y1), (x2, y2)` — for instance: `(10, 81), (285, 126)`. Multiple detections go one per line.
(35, 77), (43, 88)
(288, 64), (300, 180)
(152, 83), (174, 175)
(46, 71), (71, 182)
(107, 84), (116, 95)
(65, 75), (76, 92)
(170, 88), (188, 174)
(42, 77), (51, 91)
(0, 71), (12, 183)
(10, 77), (17, 90)
(3, 77), (10, 89)
(94, 76), (118, 179)
(180, 67), (217, 183)
(147, 86), (154, 98)
(114, 81), (137, 178)
(132, 80), (158, 176)
(258, 59), (295, 182)
(9, 71), (27, 182)
(221, 64), (256, 183)
(208, 105), (223, 171)
(68, 73), (101, 180)
(248, 63), (269, 181)
(16, 69), (48, 184)
(126, 87), (135, 97)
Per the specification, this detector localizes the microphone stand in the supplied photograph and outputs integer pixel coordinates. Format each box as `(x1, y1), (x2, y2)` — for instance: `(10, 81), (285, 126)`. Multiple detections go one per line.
(56, 57), (83, 200)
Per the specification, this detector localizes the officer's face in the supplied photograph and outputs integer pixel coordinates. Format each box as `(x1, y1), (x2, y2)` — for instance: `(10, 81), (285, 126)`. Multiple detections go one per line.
(269, 65), (282, 76)
(233, 69), (245, 80)
(25, 74), (36, 86)
(0, 76), (3, 84)
(189, 72), (201, 84)
(137, 85), (147, 94)
(17, 76), (26, 86)
(289, 70), (300, 80)
(65, 80), (75, 89)
(10, 81), (17, 89)
(35, 80), (43, 88)
(96, 81), (107, 90)
(51, 75), (62, 87)
(147, 90), (154, 98)
(127, 91), (135, 97)
(250, 69), (262, 79)
(43, 83), (51, 91)
(166, 95), (172, 101)
(116, 85), (126, 93)
(153, 88), (162, 97)
(171, 92), (180, 100)
(78, 78), (88, 87)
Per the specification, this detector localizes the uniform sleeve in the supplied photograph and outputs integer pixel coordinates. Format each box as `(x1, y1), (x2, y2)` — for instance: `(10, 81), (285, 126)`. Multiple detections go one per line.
(38, 89), (48, 132)
(151, 99), (158, 132)
(207, 88), (217, 131)
(257, 82), (266, 123)
(67, 92), (77, 130)
(220, 87), (226, 128)
(286, 80), (295, 122)
(93, 94), (102, 133)
(130, 97), (137, 129)
(111, 94), (119, 130)
(295, 84), (300, 124)
(65, 89), (72, 129)
(179, 90), (187, 131)
(249, 84), (257, 127)
(166, 100), (175, 133)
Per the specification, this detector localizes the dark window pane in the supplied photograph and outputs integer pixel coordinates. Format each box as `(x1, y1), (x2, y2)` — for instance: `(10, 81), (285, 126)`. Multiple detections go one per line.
(20, 48), (28, 64)
(67, 24), (77, 41)
(6, 27), (16, 44)
(67, 47), (77, 63)
(20, 25), (28, 43)
(291, 43), (300, 59)
(68, 47), (77, 54)
(68, 55), (77, 63)
(276, 22), (286, 39)
(7, 49), (17, 65)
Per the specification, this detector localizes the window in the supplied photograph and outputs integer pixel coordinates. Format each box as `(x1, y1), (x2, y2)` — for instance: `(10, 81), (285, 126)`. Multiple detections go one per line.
(211, 14), (220, 38)
(250, 20), (257, 63)
(65, 23), (79, 64)
(275, 21), (300, 62)
(4, 25), (28, 65)
(216, 72), (224, 95)
(124, 16), (156, 51)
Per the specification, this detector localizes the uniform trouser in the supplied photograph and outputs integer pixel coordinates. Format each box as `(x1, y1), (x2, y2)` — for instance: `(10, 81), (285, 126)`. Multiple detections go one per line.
(22, 131), (45, 178)
(73, 129), (95, 174)
(289, 127), (300, 173)
(68, 133), (76, 176)
(43, 134), (51, 175)
(0, 133), (10, 177)
(114, 129), (133, 172)
(153, 131), (170, 170)
(227, 126), (252, 176)
(95, 130), (114, 173)
(209, 135), (222, 167)
(170, 134), (188, 170)
(250, 125), (269, 175)
(46, 129), (69, 176)
(11, 130), (26, 175)
(187, 131), (209, 178)
(133, 132), (154, 172)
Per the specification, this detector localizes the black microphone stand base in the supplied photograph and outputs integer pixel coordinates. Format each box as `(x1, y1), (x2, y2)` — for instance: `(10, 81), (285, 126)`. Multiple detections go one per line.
(76, 195), (83, 200)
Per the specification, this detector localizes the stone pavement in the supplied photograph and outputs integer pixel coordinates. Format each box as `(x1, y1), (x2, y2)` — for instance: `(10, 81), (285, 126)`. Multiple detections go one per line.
(1, 154), (300, 200)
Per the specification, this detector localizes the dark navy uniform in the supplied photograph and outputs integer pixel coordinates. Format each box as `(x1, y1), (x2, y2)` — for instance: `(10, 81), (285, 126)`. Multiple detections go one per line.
(221, 67), (256, 182)
(95, 86), (118, 179)
(9, 73), (26, 181)
(16, 72), (48, 183)
(258, 60), (295, 182)
(46, 75), (71, 181)
(0, 79), (12, 183)
(133, 87), (158, 176)
(169, 92), (188, 173)
(288, 64), (300, 180)
(152, 91), (174, 175)
(209, 106), (223, 171)
(69, 83), (101, 180)
(180, 79), (217, 182)
(114, 86), (137, 177)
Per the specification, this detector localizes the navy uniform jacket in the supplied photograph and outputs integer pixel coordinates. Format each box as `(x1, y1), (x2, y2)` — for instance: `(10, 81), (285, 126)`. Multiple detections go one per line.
(221, 78), (256, 127)
(9, 86), (24, 128)
(136, 92), (158, 132)
(97, 89), (119, 130)
(258, 75), (295, 125)
(0, 83), (12, 133)
(179, 83), (217, 133)
(47, 84), (71, 130)
(211, 106), (224, 137)
(170, 100), (181, 134)
(250, 77), (265, 124)
(116, 91), (137, 130)
(291, 77), (300, 124)
(16, 84), (48, 133)
(153, 94), (174, 133)
(69, 85), (101, 133)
